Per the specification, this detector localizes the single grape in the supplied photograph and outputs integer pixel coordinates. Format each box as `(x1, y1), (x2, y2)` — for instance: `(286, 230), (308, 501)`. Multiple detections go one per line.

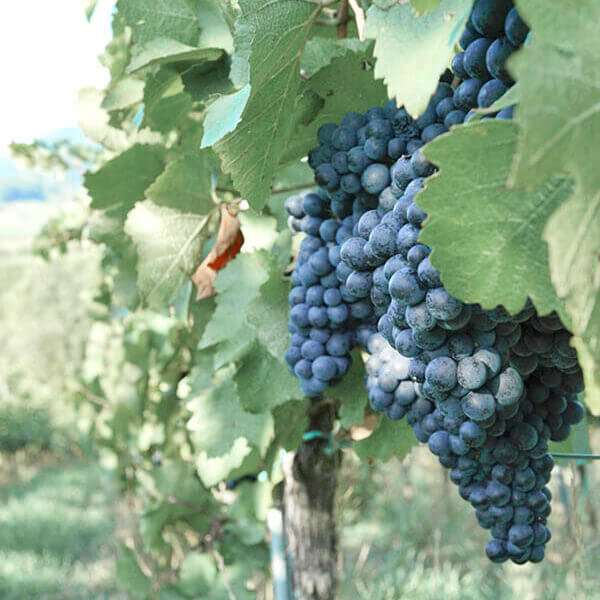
(471, 0), (513, 38)
(486, 37), (515, 83)
(453, 78), (484, 111)
(362, 163), (391, 195)
(444, 110), (467, 129)
(478, 78), (508, 108)
(464, 37), (493, 79)
(505, 7), (529, 47)
(457, 357), (488, 390)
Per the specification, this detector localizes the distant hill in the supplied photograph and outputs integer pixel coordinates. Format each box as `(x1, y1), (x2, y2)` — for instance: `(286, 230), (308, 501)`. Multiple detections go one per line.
(0, 127), (90, 203)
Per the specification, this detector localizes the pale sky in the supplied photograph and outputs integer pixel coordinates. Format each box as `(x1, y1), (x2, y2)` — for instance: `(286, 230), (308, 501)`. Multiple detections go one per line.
(0, 0), (115, 153)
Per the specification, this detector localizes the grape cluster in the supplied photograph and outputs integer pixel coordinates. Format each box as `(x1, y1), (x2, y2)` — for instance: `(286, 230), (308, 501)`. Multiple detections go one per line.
(454, 0), (528, 120)
(284, 188), (382, 396)
(284, 192), (353, 396)
(285, 0), (586, 564)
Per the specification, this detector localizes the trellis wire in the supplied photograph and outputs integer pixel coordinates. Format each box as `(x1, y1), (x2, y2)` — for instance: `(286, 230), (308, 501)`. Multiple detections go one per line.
(303, 432), (600, 461)
(551, 452), (600, 460)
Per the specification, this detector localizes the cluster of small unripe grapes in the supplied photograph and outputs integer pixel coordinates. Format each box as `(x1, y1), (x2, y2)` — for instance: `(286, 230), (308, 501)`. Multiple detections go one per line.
(285, 0), (585, 564)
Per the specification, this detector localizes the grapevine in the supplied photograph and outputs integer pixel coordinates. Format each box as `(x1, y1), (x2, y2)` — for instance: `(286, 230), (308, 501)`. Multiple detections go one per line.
(27, 0), (599, 595)
(285, 0), (586, 564)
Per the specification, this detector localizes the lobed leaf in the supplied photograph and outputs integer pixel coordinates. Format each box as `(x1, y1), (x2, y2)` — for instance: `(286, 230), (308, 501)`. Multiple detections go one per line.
(365, 0), (472, 117)
(544, 190), (600, 412)
(195, 438), (253, 487)
(145, 153), (216, 214)
(419, 120), (569, 316)
(354, 418), (416, 462)
(336, 352), (368, 429)
(213, 0), (319, 209)
(510, 0), (600, 197)
(199, 252), (271, 366)
(283, 49), (388, 164)
(85, 144), (166, 218)
(187, 378), (274, 457)
(125, 201), (210, 308)
(127, 39), (223, 73)
(117, 0), (202, 46)
(235, 344), (300, 413)
(411, 0), (443, 15)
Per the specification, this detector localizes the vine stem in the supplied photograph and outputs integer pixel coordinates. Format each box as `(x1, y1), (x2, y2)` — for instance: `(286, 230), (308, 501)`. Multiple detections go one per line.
(551, 452), (600, 460)
(337, 0), (349, 38)
(216, 181), (315, 196)
(211, 548), (239, 600)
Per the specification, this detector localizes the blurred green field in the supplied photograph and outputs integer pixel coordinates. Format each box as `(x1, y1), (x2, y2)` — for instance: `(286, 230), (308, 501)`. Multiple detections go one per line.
(339, 447), (600, 600)
(1, 448), (599, 599)
(0, 460), (123, 599)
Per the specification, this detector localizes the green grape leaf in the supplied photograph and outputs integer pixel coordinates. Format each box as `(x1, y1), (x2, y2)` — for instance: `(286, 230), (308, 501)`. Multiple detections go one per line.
(283, 50), (388, 163)
(181, 57), (234, 104)
(85, 144), (166, 218)
(143, 67), (183, 115)
(213, 0), (319, 209)
(300, 37), (370, 77)
(199, 253), (271, 367)
(196, 438), (253, 487)
(238, 212), (279, 253)
(117, 0), (201, 46)
(177, 553), (219, 598)
(140, 67), (202, 135)
(235, 343), (299, 413)
(247, 235), (293, 361)
(475, 82), (519, 116)
(125, 201), (210, 308)
(79, 87), (145, 152)
(230, 479), (273, 525)
(102, 77), (145, 111)
(146, 93), (194, 134)
(128, 39), (223, 73)
(146, 154), (216, 214)
(510, 0), (600, 198)
(91, 219), (141, 308)
(187, 379), (274, 457)
(354, 418), (416, 462)
(197, 0), (234, 53)
(337, 352), (367, 429)
(151, 459), (212, 503)
(419, 120), (570, 315)
(365, 0), (471, 117)
(411, 0), (442, 15)
(141, 501), (210, 552)
(116, 546), (152, 598)
(246, 278), (290, 360)
(201, 85), (251, 148)
(272, 400), (309, 452)
(544, 191), (600, 413)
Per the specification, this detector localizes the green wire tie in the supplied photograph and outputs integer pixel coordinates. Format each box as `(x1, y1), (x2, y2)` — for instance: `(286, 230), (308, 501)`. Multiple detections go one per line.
(302, 430), (330, 443)
(302, 431), (353, 456)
